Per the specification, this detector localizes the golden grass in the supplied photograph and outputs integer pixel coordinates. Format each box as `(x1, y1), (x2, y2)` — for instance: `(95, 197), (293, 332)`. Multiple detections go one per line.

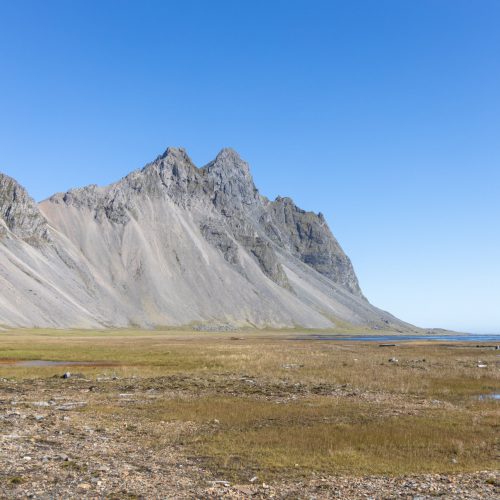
(1, 329), (498, 480)
(0, 330), (497, 400)
(82, 395), (499, 480)
(203, 414), (497, 477)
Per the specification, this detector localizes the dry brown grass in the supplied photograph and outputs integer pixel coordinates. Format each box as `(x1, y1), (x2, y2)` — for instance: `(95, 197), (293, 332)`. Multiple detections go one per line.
(0, 329), (498, 480)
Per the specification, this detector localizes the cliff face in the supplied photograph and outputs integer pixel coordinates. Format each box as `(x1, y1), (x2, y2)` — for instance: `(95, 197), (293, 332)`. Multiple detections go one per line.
(0, 147), (409, 330)
(262, 196), (362, 296)
(0, 173), (49, 244)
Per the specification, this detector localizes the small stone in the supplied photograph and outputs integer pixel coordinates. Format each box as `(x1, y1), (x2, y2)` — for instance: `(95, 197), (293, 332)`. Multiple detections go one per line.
(249, 476), (258, 483)
(212, 480), (230, 487)
(235, 485), (254, 495)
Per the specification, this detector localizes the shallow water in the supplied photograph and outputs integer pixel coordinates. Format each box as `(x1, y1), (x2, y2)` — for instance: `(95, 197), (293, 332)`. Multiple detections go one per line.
(478, 393), (500, 401)
(1, 360), (112, 367)
(296, 334), (500, 343)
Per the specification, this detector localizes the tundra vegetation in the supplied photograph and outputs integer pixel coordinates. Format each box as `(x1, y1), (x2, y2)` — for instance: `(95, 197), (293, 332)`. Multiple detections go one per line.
(0, 329), (498, 497)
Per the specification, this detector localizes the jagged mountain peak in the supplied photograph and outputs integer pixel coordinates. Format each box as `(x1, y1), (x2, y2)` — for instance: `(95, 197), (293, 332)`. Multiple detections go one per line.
(48, 147), (256, 208)
(214, 147), (245, 164)
(0, 149), (410, 330)
(40, 148), (361, 296)
(158, 146), (194, 165)
(202, 148), (258, 207)
(206, 147), (251, 177)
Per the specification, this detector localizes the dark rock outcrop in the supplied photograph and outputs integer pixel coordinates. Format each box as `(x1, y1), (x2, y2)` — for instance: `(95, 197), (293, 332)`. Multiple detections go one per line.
(263, 196), (362, 296)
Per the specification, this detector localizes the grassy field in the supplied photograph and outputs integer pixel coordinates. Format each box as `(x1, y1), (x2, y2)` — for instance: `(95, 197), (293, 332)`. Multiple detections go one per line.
(0, 329), (498, 482)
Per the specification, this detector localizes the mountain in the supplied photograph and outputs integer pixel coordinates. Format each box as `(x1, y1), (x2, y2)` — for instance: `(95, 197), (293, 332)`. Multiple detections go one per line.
(0, 148), (411, 330)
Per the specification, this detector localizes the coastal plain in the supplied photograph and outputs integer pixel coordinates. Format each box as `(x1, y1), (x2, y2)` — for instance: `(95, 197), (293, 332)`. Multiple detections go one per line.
(0, 329), (498, 498)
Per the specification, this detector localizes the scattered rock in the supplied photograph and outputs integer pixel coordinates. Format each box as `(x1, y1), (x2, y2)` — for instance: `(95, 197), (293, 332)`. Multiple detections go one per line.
(211, 480), (230, 487)
(234, 484), (255, 495)
(55, 401), (87, 411)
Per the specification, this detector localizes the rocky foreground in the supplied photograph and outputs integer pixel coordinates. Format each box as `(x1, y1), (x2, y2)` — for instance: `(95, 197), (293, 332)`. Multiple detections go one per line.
(1, 331), (499, 499)
(0, 374), (498, 499)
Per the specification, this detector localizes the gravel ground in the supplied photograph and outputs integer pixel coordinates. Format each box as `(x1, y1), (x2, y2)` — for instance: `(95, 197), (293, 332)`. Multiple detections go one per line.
(1, 375), (498, 499)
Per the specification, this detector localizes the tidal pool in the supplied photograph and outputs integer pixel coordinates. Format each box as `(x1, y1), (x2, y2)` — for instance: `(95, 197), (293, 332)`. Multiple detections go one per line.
(0, 359), (114, 367)
(478, 393), (500, 401)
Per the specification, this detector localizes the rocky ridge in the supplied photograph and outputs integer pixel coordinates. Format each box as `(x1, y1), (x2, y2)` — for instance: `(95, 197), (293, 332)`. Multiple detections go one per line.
(0, 147), (409, 330)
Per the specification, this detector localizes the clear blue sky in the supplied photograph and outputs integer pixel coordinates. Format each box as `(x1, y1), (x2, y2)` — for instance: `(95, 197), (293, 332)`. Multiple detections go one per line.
(0, 1), (498, 333)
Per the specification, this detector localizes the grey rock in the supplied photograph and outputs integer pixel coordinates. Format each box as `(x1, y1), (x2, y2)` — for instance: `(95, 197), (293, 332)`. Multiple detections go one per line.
(200, 222), (241, 268)
(0, 147), (414, 331)
(241, 235), (291, 289)
(263, 196), (361, 296)
(0, 173), (49, 244)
